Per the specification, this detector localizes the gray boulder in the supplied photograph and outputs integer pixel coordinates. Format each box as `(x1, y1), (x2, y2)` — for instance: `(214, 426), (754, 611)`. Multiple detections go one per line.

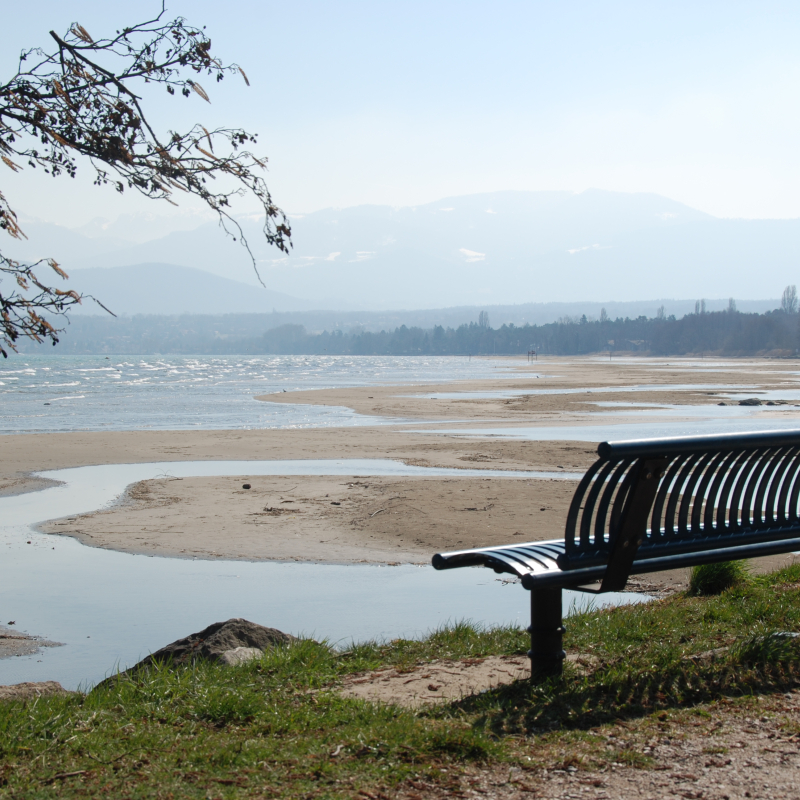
(140, 618), (295, 667)
(96, 618), (295, 688)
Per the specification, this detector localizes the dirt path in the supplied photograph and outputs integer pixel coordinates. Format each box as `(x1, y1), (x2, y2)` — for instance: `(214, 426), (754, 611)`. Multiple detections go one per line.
(390, 689), (800, 799)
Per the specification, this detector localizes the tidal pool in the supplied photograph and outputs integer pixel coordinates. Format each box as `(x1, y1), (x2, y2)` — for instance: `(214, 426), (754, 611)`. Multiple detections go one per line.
(0, 459), (646, 691)
(404, 383), (751, 400)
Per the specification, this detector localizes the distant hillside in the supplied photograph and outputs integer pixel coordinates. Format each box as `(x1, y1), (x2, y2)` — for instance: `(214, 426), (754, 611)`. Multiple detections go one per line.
(67, 264), (311, 316)
(6, 190), (800, 310)
(18, 306), (795, 357)
(51, 296), (780, 332)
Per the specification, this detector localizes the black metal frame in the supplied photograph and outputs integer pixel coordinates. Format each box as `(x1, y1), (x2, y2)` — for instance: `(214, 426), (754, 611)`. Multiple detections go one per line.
(432, 429), (800, 678)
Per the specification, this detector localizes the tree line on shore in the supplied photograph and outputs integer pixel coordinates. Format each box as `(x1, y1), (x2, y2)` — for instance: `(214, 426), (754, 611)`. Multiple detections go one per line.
(253, 303), (800, 357)
(29, 294), (800, 356)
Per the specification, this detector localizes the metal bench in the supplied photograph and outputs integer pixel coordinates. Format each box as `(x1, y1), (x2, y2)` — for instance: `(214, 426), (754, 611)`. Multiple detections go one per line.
(432, 430), (800, 678)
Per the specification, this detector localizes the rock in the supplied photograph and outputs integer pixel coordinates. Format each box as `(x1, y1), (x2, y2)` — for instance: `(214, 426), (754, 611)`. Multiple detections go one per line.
(739, 398), (762, 406)
(217, 647), (263, 666)
(717, 402), (727, 406)
(141, 619), (294, 666)
(0, 681), (72, 702)
(96, 619), (294, 688)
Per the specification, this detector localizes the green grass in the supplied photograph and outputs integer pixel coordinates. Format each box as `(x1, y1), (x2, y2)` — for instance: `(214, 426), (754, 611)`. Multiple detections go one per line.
(4, 565), (800, 798)
(688, 559), (752, 595)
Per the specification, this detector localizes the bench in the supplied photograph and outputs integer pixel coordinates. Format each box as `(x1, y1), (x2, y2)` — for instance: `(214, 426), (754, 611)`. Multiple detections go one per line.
(432, 429), (800, 678)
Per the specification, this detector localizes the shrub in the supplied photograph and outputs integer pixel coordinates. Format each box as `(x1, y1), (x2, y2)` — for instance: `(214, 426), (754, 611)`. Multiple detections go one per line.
(689, 560), (751, 595)
(731, 630), (800, 666)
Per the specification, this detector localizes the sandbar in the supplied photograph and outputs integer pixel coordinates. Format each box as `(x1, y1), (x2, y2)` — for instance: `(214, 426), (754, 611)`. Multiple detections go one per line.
(8, 356), (800, 584)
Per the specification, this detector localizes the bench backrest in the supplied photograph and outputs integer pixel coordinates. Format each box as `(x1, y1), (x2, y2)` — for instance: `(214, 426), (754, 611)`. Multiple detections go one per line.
(564, 429), (800, 589)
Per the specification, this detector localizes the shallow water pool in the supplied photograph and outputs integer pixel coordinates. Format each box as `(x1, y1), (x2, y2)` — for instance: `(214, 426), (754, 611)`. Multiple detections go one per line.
(0, 459), (642, 691)
(404, 383), (751, 400)
(421, 417), (800, 442)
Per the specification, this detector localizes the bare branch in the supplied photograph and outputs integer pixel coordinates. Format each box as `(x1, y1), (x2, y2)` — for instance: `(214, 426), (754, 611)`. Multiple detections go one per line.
(0, 9), (290, 355)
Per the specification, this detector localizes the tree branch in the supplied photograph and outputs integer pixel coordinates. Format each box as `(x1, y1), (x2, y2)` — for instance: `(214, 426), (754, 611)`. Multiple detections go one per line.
(0, 10), (291, 355)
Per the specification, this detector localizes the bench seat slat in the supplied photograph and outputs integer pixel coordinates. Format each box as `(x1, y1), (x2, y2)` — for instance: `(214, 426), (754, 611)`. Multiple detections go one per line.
(519, 534), (800, 591)
(434, 523), (800, 585)
(432, 539), (565, 578)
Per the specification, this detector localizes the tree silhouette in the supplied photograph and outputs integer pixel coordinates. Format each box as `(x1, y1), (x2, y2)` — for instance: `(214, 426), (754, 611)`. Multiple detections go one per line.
(781, 285), (797, 314)
(0, 6), (290, 356)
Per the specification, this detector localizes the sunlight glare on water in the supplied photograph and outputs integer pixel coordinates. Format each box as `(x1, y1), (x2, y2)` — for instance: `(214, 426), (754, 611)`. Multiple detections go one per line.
(0, 354), (519, 433)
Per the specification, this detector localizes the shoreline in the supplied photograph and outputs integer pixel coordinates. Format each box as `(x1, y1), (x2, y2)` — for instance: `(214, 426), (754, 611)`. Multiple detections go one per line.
(0, 475), (63, 498)
(5, 356), (800, 584)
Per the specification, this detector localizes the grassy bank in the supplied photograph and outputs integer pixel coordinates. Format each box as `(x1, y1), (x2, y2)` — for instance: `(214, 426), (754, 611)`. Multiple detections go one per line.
(3, 564), (800, 798)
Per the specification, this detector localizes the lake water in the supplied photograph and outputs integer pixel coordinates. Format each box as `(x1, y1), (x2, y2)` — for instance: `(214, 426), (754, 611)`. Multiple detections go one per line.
(407, 383), (750, 400)
(0, 353), (528, 434)
(424, 417), (800, 442)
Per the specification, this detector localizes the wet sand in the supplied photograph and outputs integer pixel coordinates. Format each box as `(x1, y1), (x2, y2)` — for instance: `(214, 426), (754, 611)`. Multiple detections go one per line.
(40, 474), (581, 563)
(9, 356), (800, 584)
(255, 355), (800, 423)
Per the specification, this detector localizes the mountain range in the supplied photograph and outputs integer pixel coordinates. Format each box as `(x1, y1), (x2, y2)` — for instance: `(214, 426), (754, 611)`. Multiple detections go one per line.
(5, 190), (796, 312)
(65, 264), (311, 317)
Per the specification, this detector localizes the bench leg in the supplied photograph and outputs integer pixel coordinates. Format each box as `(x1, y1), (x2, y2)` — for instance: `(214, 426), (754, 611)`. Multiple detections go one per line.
(527, 587), (565, 679)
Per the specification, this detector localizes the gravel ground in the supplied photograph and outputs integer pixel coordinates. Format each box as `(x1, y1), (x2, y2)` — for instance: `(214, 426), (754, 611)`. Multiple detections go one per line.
(386, 691), (800, 799)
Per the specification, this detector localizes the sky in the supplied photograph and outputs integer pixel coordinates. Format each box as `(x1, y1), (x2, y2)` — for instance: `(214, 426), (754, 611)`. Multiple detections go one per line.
(4, 1), (800, 230)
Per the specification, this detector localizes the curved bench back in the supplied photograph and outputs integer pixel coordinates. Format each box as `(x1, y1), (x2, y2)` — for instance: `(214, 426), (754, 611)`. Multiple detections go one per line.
(563, 430), (800, 578)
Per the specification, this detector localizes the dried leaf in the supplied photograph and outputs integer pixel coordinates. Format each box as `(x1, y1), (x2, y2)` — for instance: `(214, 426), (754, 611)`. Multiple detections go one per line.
(71, 25), (94, 44)
(187, 81), (210, 103)
(54, 289), (81, 302)
(48, 131), (75, 149)
(238, 67), (250, 86)
(48, 261), (69, 279)
(201, 126), (214, 153)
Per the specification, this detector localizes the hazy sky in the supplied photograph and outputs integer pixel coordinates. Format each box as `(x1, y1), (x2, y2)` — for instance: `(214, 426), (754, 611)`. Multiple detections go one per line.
(4, 1), (800, 229)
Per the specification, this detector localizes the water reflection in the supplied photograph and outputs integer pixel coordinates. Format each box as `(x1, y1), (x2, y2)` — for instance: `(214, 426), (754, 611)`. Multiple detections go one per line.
(2, 458), (631, 691)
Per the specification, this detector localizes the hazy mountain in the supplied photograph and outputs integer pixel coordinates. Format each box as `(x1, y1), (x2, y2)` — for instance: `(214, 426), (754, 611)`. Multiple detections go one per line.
(5, 219), (132, 263)
(7, 190), (800, 310)
(67, 264), (311, 316)
(73, 211), (214, 244)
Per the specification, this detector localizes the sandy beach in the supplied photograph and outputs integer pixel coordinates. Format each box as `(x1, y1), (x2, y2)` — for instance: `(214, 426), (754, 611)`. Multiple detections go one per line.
(8, 356), (800, 585)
